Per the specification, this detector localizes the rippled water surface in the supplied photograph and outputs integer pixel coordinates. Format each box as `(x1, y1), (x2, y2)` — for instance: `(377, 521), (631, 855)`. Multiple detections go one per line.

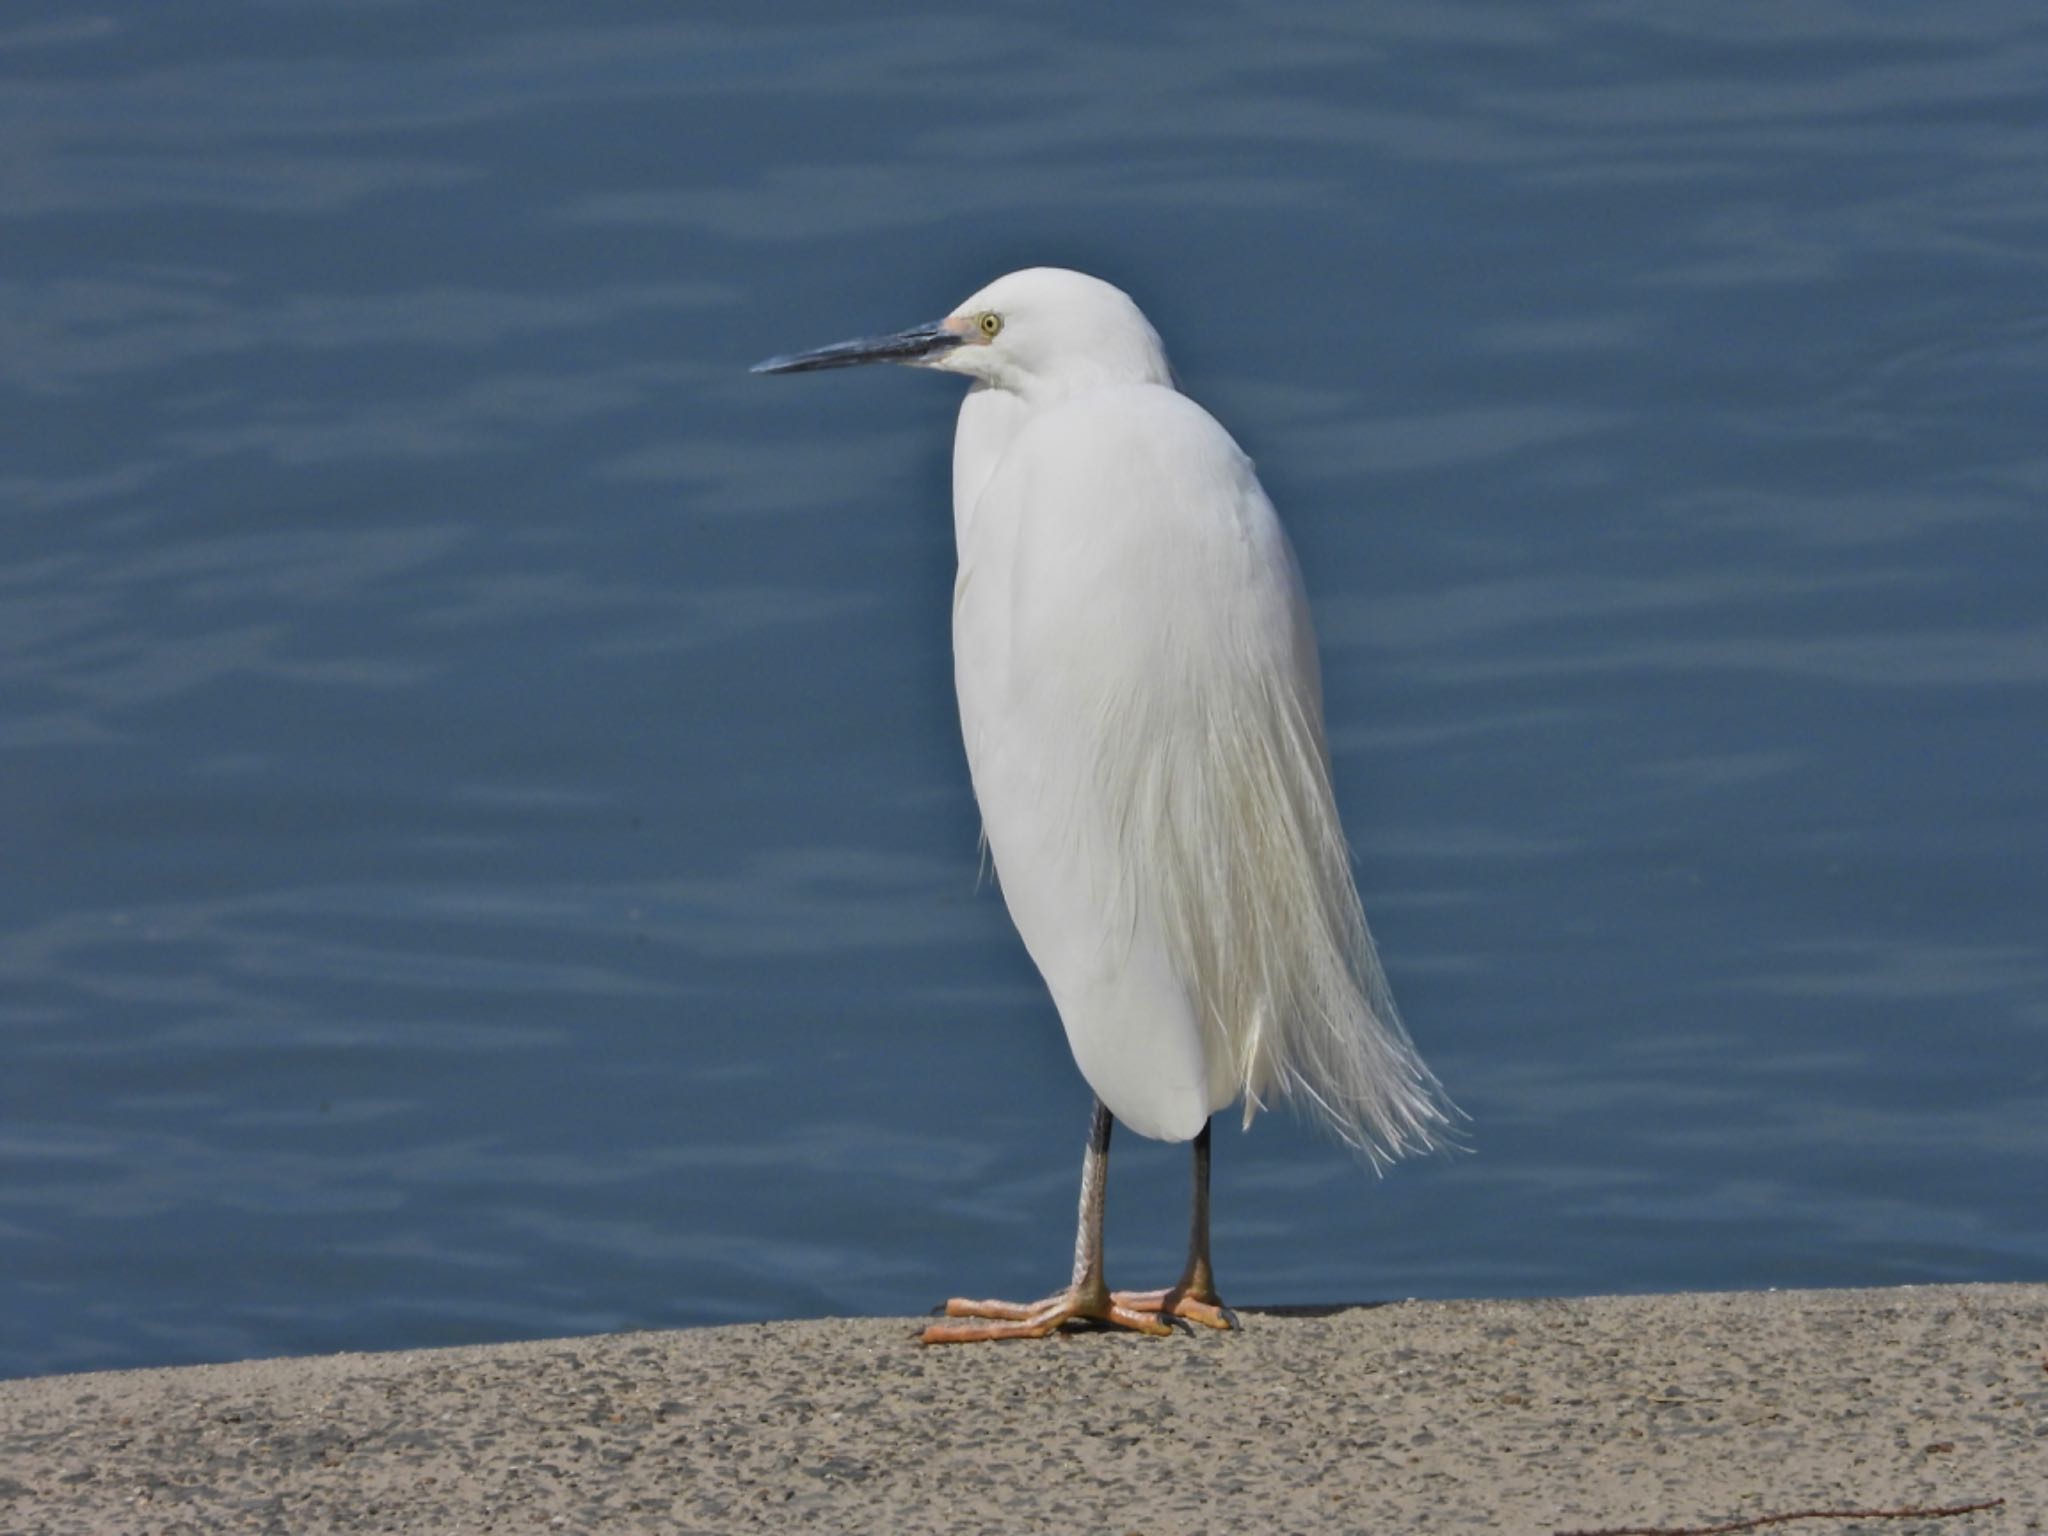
(5, 3), (2046, 1378)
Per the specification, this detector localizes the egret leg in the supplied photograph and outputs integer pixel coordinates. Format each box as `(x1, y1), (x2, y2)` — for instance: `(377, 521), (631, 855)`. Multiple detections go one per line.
(920, 1098), (1174, 1344)
(1113, 1119), (1240, 1331)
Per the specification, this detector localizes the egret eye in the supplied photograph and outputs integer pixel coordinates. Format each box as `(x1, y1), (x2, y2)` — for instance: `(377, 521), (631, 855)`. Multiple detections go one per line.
(978, 311), (1003, 339)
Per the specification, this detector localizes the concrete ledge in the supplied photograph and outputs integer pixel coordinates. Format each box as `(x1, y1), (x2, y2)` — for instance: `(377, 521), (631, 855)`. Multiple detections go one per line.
(2, 1284), (2042, 1534)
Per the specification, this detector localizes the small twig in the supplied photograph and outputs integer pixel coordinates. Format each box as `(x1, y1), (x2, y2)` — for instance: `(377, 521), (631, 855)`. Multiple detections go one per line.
(1557, 1497), (2002, 1536)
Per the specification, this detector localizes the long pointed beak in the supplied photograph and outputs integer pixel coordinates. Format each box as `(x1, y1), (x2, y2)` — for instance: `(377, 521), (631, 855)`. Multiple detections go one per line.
(751, 319), (961, 375)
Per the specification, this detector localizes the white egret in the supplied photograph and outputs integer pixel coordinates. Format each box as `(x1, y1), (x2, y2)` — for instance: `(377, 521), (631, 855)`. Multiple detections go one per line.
(754, 268), (1455, 1343)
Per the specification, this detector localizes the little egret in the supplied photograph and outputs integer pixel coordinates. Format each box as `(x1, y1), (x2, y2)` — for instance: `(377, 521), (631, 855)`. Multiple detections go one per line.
(754, 268), (1454, 1343)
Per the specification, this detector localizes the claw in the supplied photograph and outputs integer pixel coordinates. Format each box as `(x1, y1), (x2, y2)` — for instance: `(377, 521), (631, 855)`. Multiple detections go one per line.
(1112, 1285), (1241, 1332)
(919, 1286), (1177, 1344)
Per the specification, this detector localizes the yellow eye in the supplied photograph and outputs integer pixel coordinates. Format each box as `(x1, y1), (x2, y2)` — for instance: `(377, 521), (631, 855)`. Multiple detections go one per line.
(978, 311), (1003, 338)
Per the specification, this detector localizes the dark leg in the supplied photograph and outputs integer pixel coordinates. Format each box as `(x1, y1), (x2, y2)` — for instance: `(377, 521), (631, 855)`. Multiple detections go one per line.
(919, 1098), (1175, 1344)
(1113, 1118), (1239, 1330)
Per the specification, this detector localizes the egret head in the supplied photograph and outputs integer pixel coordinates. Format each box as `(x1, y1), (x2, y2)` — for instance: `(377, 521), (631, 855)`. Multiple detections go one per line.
(753, 267), (1174, 401)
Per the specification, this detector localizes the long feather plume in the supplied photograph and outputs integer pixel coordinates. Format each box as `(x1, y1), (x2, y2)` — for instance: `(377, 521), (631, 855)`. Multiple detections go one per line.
(1098, 653), (1458, 1166)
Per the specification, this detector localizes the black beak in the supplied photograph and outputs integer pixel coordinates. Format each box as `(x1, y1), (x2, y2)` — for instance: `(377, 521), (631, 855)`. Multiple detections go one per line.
(751, 320), (962, 375)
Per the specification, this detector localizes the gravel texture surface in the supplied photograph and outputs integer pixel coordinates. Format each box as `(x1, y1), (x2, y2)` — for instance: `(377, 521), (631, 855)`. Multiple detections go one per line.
(1, 1284), (2042, 1534)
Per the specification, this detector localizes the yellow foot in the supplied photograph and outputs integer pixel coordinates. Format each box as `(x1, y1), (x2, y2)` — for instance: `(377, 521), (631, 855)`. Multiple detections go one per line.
(919, 1288), (1177, 1344)
(1112, 1285), (1241, 1332)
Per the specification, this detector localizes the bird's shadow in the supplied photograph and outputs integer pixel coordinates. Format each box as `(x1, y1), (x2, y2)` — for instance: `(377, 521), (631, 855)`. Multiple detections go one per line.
(1236, 1300), (1400, 1320)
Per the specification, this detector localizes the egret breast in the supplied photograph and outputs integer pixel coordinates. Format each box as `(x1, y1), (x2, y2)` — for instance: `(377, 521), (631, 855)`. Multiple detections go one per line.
(951, 385), (1310, 1141)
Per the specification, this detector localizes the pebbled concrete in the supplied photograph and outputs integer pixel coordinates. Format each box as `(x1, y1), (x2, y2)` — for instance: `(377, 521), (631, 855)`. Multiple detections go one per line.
(1, 1285), (2042, 1534)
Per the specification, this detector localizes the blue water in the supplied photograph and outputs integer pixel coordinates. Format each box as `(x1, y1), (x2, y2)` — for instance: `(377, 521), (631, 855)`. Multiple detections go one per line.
(4, 4), (2045, 1380)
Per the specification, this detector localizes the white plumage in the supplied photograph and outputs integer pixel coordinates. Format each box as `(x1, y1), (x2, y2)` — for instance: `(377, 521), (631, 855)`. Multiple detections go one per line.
(947, 270), (1448, 1158)
(755, 267), (1454, 1342)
